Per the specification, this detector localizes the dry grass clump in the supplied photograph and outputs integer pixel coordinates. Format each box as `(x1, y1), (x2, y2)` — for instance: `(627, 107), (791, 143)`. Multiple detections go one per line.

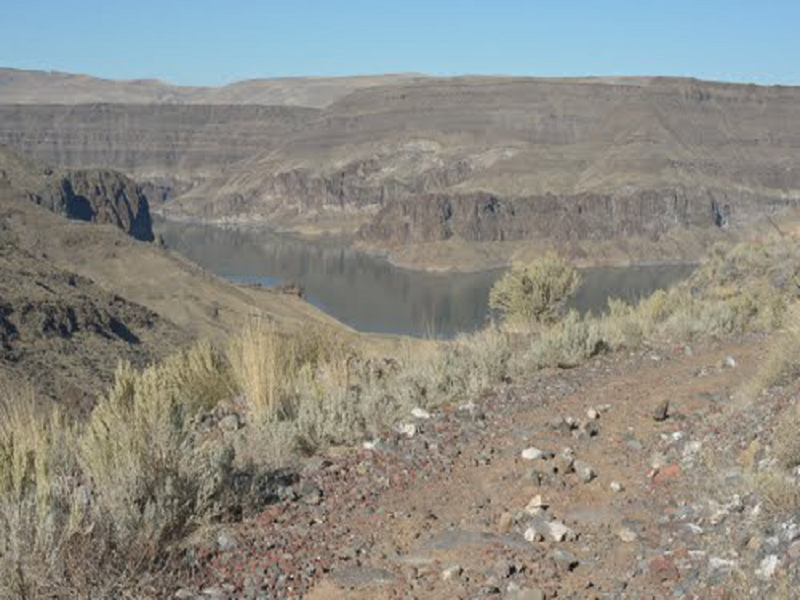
(0, 343), (237, 598)
(743, 304), (799, 518)
(773, 402), (800, 474)
(520, 310), (605, 369)
(79, 342), (234, 565)
(0, 382), (84, 599)
(753, 464), (800, 518)
(746, 303), (800, 400)
(230, 323), (513, 456)
(228, 320), (352, 420)
(593, 241), (797, 346)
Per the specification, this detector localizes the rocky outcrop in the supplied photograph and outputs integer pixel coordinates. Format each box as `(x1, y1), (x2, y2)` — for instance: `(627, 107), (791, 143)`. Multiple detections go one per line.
(1, 145), (155, 240)
(38, 170), (154, 241)
(359, 188), (798, 246)
(0, 233), (186, 412)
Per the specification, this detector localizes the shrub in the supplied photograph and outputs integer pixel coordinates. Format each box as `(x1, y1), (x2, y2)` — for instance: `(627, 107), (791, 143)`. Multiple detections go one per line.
(0, 382), (84, 599)
(489, 253), (581, 325)
(228, 320), (352, 421)
(773, 402), (800, 472)
(748, 303), (800, 399)
(522, 310), (606, 369)
(78, 342), (233, 567)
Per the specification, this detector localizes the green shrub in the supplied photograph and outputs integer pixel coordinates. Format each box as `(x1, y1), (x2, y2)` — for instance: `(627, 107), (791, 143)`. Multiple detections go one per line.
(489, 253), (581, 325)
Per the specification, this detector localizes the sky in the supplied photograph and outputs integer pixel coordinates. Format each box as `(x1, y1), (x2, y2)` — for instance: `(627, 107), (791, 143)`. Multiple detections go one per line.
(2, 1), (799, 86)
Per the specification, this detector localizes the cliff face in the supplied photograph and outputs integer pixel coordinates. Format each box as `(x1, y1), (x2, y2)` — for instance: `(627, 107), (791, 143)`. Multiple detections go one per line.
(1, 145), (154, 241)
(3, 75), (800, 265)
(39, 170), (154, 241)
(168, 77), (800, 246)
(359, 188), (795, 246)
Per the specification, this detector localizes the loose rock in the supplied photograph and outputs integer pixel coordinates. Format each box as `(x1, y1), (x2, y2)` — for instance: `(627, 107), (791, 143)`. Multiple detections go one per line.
(652, 400), (670, 422)
(521, 447), (546, 461)
(411, 407), (431, 420)
(441, 564), (463, 581)
(574, 460), (596, 483)
(616, 527), (637, 543)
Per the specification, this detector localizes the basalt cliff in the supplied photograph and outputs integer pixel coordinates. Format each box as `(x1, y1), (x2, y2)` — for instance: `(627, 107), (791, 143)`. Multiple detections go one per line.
(2, 71), (799, 268)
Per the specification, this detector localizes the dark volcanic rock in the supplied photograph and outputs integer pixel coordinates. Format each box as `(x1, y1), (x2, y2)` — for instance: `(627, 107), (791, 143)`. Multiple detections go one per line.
(1, 144), (155, 241)
(40, 170), (154, 241)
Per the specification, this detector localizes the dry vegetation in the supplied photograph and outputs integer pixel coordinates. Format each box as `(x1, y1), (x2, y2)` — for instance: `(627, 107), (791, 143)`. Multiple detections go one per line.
(744, 301), (800, 519)
(0, 238), (797, 597)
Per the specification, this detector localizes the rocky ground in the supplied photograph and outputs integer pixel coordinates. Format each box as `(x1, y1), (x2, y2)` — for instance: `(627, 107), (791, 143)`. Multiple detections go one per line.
(166, 337), (799, 599)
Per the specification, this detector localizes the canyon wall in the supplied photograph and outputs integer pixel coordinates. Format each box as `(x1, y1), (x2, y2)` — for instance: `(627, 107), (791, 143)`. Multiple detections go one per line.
(2, 74), (800, 263)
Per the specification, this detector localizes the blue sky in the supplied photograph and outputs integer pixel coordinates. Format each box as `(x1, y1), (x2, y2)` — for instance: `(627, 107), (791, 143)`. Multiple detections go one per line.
(2, 1), (799, 86)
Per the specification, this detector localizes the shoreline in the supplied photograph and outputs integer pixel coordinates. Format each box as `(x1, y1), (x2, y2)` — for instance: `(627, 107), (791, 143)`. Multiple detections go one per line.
(153, 211), (703, 275)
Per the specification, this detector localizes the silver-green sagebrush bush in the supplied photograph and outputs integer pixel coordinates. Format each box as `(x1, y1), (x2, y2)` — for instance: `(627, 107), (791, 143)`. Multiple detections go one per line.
(489, 252), (581, 325)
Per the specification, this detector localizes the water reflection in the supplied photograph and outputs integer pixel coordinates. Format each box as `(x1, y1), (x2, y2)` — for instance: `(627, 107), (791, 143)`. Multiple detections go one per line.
(154, 220), (694, 337)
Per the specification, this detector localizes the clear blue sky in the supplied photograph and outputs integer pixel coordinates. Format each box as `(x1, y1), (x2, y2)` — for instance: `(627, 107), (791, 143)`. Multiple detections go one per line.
(2, 1), (799, 86)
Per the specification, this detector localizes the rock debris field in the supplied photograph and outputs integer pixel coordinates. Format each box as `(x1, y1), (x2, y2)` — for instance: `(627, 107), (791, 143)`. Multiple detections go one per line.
(170, 339), (798, 599)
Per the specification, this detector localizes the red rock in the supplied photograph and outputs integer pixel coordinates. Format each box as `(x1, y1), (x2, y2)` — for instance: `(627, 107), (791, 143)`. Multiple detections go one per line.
(649, 556), (680, 583)
(653, 464), (681, 484)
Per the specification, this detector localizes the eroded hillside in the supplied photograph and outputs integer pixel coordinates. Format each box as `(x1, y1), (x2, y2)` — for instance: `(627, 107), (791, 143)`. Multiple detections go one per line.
(2, 74), (800, 269)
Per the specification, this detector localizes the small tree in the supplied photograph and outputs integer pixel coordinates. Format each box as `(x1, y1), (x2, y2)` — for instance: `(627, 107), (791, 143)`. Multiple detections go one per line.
(489, 252), (581, 325)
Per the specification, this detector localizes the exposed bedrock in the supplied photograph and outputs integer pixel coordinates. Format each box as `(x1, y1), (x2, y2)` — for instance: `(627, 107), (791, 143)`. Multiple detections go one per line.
(358, 188), (796, 246)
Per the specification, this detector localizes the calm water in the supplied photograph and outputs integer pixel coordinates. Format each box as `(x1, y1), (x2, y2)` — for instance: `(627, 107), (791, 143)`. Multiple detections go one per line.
(155, 220), (694, 337)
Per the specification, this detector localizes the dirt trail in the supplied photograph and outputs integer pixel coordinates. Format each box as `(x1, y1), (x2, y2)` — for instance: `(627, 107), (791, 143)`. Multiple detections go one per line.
(177, 338), (797, 599)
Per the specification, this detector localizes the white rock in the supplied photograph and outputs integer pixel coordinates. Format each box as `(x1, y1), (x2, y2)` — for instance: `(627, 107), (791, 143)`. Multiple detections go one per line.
(682, 440), (702, 458)
(546, 521), (574, 542)
(441, 564), (463, 581)
(396, 423), (417, 437)
(684, 523), (704, 535)
(363, 440), (378, 450)
(616, 527), (637, 543)
(524, 527), (543, 543)
(586, 408), (599, 420)
(574, 460), (596, 483)
(708, 557), (737, 573)
(610, 481), (624, 492)
(756, 555), (780, 580)
(525, 495), (548, 515)
(411, 407), (431, 420)
(724, 356), (737, 368)
(521, 447), (546, 461)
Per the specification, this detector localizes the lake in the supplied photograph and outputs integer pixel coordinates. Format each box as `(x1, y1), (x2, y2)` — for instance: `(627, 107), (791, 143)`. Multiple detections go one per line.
(155, 220), (695, 337)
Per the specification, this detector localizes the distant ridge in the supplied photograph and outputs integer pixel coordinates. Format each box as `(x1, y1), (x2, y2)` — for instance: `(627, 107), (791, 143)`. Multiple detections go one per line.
(0, 67), (426, 108)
